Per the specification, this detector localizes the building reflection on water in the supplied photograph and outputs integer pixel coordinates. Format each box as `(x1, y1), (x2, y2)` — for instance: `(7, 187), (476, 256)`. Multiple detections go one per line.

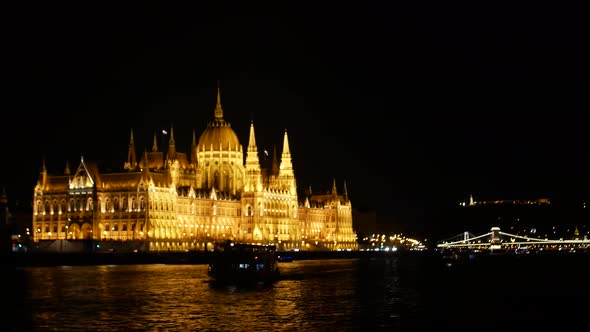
(11, 259), (421, 331)
(9, 253), (589, 331)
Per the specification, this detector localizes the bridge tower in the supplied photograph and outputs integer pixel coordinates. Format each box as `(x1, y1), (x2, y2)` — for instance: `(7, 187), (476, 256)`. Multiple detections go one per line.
(490, 227), (502, 251)
(490, 227), (501, 244)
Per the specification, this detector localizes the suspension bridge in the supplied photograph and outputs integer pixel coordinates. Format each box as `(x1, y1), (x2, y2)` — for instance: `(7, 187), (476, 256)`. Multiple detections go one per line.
(437, 226), (590, 251)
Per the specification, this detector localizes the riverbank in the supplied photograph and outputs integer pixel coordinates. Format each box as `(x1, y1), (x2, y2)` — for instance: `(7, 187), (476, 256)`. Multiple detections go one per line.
(2, 249), (414, 267)
(2, 251), (212, 267)
(5, 248), (587, 267)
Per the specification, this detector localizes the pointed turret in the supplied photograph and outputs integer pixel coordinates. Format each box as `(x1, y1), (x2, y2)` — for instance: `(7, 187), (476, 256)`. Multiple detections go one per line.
(331, 178), (338, 195)
(64, 161), (71, 175)
(248, 120), (257, 148)
(152, 132), (158, 152)
(278, 129), (296, 194)
(271, 146), (279, 177)
(167, 125), (176, 160)
(190, 129), (197, 165)
(126, 128), (137, 170)
(40, 158), (47, 188)
(278, 129), (294, 175)
(142, 149), (150, 176)
(244, 121), (263, 192)
(343, 180), (349, 201)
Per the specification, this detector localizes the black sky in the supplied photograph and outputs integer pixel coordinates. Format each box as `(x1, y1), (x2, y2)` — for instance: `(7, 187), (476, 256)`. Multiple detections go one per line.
(2, 1), (590, 238)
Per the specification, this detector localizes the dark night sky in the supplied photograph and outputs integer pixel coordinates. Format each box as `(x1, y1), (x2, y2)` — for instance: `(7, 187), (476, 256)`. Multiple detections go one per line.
(2, 1), (590, 238)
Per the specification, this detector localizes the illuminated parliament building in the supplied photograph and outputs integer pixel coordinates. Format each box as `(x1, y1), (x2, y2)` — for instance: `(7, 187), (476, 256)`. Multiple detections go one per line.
(32, 89), (358, 252)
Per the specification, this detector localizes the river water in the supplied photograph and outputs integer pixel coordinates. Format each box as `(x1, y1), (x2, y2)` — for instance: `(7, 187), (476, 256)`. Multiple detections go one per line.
(6, 252), (589, 331)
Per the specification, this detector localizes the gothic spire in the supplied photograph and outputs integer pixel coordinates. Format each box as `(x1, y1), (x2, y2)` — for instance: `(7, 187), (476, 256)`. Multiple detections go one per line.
(343, 180), (348, 201)
(278, 129), (296, 194)
(190, 129), (197, 165)
(127, 128), (137, 170)
(248, 120), (257, 148)
(332, 178), (337, 195)
(279, 129), (293, 174)
(142, 149), (150, 176)
(152, 132), (158, 152)
(271, 146), (279, 176)
(169, 125), (175, 146)
(167, 124), (176, 160)
(245, 121), (262, 192)
(40, 158), (47, 188)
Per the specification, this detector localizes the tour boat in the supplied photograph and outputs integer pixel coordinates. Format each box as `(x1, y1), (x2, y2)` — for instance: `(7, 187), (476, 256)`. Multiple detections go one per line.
(207, 240), (280, 286)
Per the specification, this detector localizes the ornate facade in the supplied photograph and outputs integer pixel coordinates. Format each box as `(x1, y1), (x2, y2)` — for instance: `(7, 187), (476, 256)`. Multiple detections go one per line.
(32, 89), (358, 252)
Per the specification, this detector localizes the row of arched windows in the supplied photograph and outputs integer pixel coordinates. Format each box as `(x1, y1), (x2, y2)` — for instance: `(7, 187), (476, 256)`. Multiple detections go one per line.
(35, 196), (146, 214)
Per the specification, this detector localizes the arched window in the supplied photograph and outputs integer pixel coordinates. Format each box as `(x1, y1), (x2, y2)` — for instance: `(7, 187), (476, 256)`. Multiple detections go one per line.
(214, 171), (220, 190)
(223, 170), (229, 192)
(114, 198), (119, 211)
(247, 205), (252, 217)
(139, 197), (145, 211)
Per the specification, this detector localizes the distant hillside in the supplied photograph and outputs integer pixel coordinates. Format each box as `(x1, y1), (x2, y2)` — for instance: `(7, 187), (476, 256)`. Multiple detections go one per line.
(434, 198), (590, 241)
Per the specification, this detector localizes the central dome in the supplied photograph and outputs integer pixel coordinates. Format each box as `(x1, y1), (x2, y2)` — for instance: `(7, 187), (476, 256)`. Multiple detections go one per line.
(197, 88), (241, 151)
(197, 119), (241, 151)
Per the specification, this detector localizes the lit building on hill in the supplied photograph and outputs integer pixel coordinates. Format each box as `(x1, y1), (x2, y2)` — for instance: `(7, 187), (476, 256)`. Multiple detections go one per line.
(31, 88), (358, 252)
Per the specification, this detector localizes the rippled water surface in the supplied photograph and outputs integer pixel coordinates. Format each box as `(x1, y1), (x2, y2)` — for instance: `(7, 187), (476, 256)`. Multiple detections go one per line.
(8, 253), (590, 331)
(9, 257), (432, 331)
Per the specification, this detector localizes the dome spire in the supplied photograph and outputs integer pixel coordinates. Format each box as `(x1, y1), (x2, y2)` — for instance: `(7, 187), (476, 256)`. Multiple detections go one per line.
(214, 80), (223, 120)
